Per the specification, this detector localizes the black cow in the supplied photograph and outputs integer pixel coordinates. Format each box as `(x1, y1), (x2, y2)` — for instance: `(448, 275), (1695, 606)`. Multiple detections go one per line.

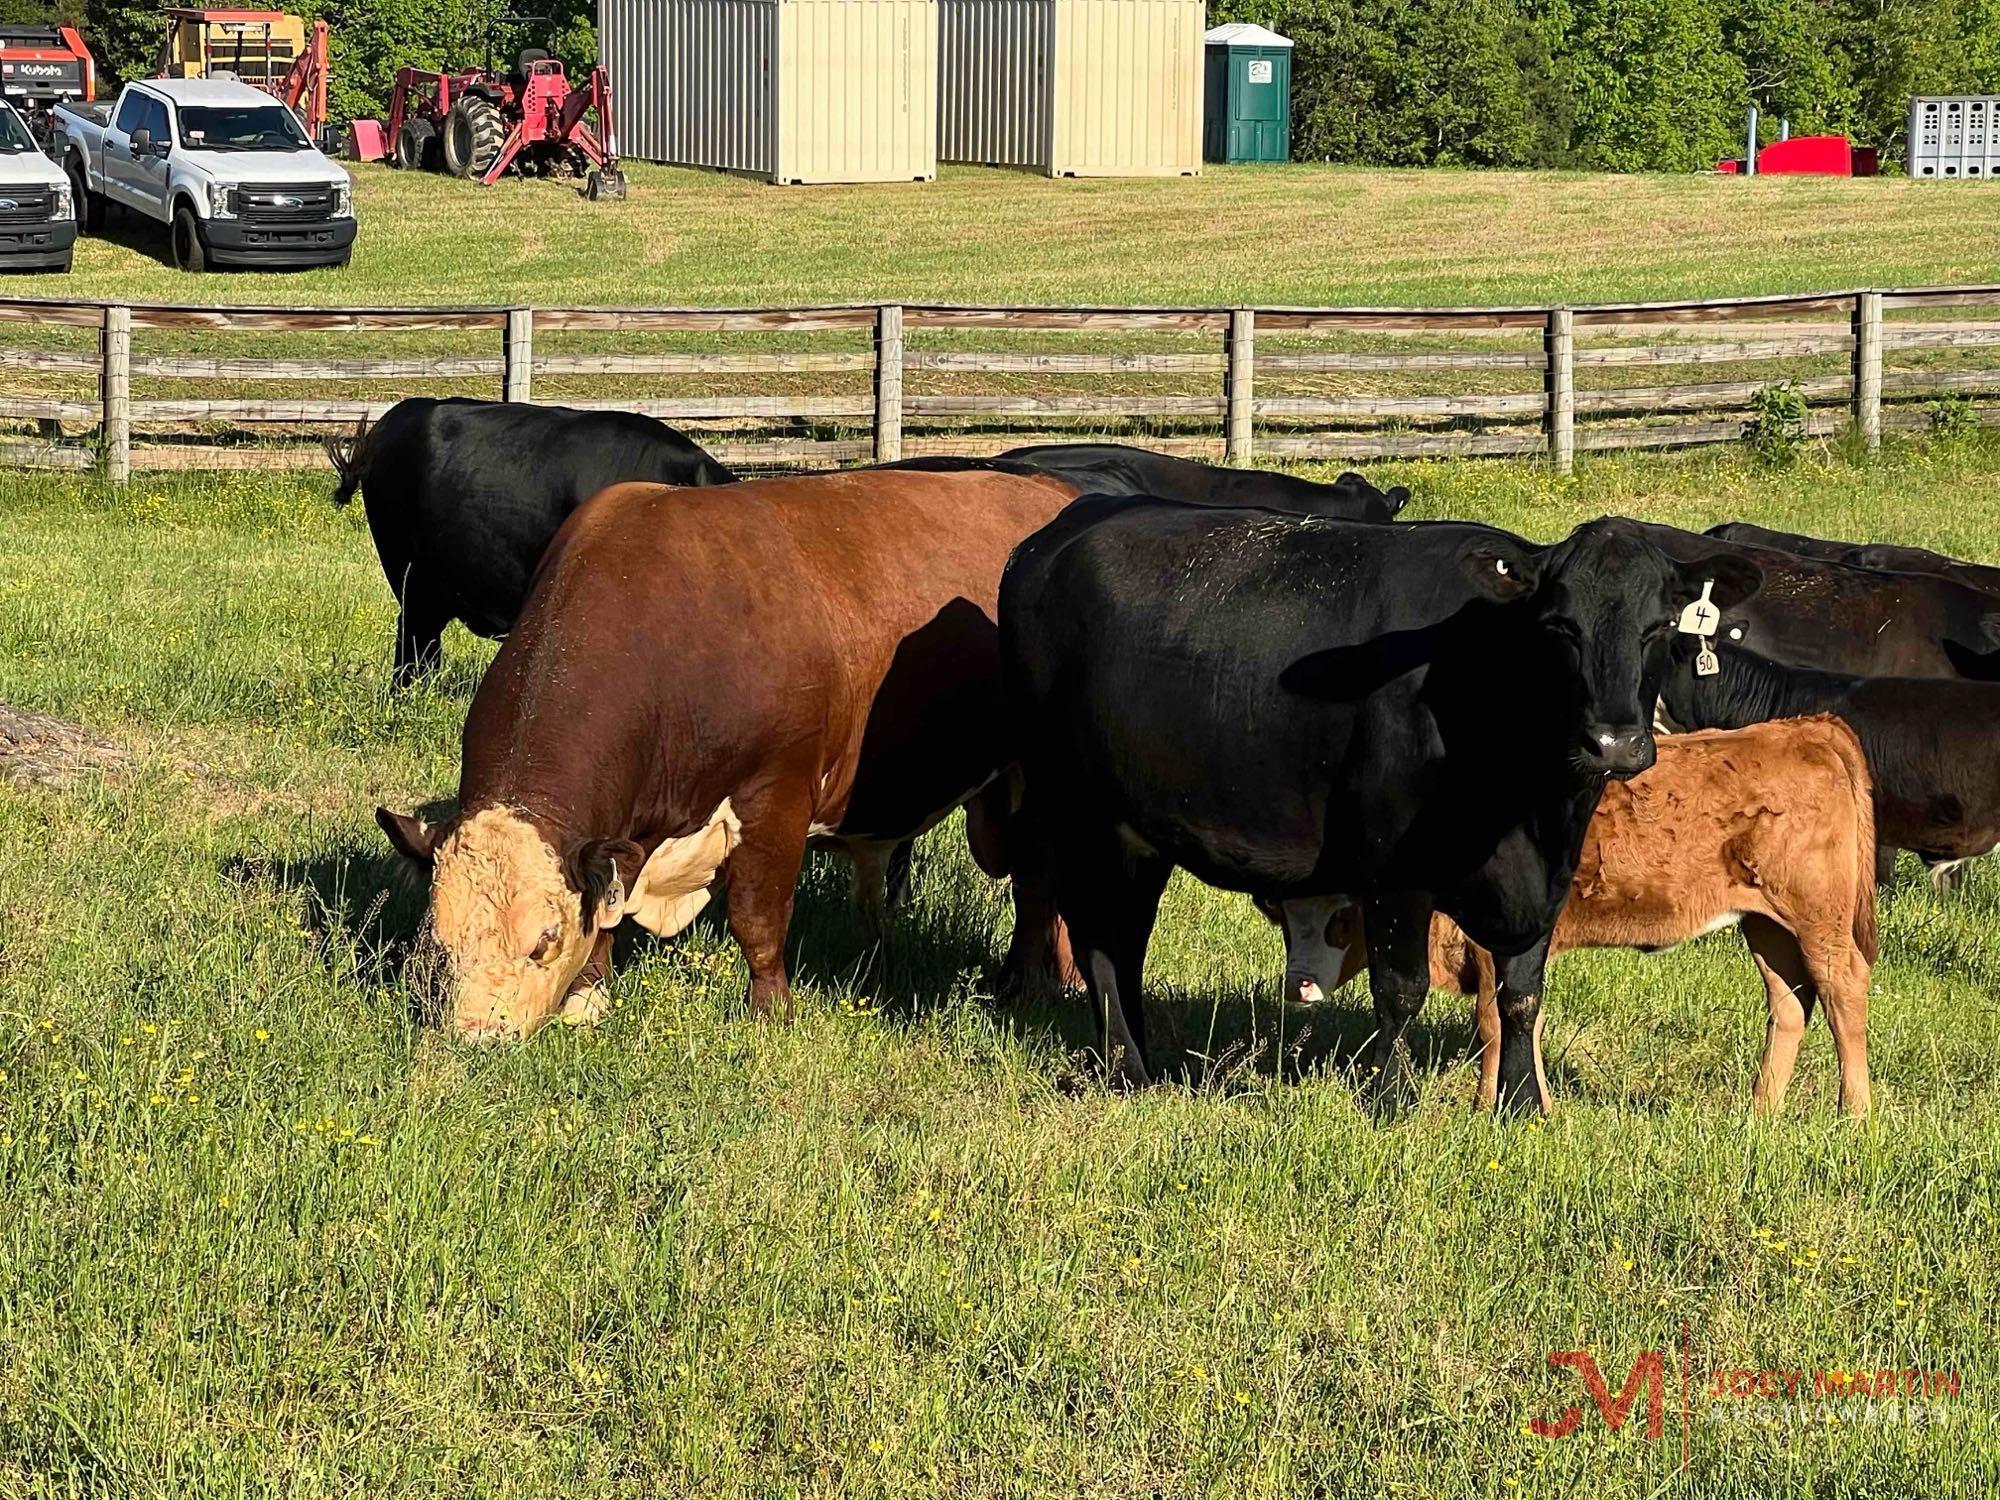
(1708, 521), (2000, 598)
(995, 443), (1411, 521)
(1000, 507), (1760, 1113)
(1637, 522), (2000, 681)
(327, 398), (737, 686)
(1660, 639), (2000, 886)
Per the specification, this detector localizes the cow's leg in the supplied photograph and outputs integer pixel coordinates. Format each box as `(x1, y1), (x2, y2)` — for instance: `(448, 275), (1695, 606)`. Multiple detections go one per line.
(1057, 825), (1169, 1088)
(723, 802), (812, 1022)
(1360, 892), (1433, 1118)
(994, 788), (1080, 998)
(391, 581), (450, 691)
(883, 839), (915, 915)
(848, 839), (900, 943)
(1741, 915), (1815, 1114)
(1810, 934), (1874, 1119)
(1488, 937), (1554, 1117)
(1472, 946), (1502, 1111)
(1873, 843), (1899, 886)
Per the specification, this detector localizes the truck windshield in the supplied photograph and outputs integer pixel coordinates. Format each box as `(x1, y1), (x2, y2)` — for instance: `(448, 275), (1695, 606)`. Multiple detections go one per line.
(177, 104), (309, 152)
(0, 109), (33, 154)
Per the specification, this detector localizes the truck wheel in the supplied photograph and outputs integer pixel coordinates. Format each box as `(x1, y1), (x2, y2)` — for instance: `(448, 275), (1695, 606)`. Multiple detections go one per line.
(394, 116), (439, 172)
(67, 159), (102, 232)
(171, 203), (209, 272)
(442, 95), (504, 181)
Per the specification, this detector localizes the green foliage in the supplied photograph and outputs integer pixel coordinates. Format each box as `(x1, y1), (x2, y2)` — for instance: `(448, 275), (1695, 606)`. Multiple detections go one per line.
(1215, 0), (1998, 170)
(1928, 391), (1980, 441)
(1744, 379), (1811, 466)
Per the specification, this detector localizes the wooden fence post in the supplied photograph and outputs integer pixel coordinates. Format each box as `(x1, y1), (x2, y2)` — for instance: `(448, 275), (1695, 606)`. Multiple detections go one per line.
(1852, 290), (1882, 451)
(504, 307), (533, 404)
(101, 304), (130, 485)
(874, 303), (903, 463)
(1226, 307), (1255, 464)
(1544, 307), (1574, 476)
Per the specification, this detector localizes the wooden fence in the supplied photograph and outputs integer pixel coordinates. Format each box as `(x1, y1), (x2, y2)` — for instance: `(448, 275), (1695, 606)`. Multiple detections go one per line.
(2, 285), (1997, 481)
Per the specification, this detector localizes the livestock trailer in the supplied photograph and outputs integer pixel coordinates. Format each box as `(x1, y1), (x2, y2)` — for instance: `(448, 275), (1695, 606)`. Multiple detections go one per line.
(1203, 22), (1289, 163)
(1908, 97), (1998, 179)
(938, 0), (1202, 177)
(601, 0), (937, 184)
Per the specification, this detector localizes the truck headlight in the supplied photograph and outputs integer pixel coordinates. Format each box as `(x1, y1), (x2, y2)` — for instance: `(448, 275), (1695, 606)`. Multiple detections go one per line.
(50, 182), (73, 221)
(331, 181), (352, 218)
(207, 180), (234, 219)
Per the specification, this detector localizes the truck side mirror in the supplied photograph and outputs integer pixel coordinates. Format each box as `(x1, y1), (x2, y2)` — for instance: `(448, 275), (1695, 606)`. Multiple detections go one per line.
(130, 127), (152, 156)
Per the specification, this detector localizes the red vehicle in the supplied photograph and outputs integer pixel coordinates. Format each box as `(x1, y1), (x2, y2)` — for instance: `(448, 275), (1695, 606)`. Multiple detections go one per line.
(372, 20), (624, 199)
(0, 22), (95, 144)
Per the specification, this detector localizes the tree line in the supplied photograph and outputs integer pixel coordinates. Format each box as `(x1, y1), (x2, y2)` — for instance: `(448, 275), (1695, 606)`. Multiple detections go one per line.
(8, 0), (1991, 172)
(1213, 0), (1998, 170)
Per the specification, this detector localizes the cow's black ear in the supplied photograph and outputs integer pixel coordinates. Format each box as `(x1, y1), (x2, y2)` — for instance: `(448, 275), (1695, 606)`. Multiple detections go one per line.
(1676, 553), (1763, 612)
(1460, 543), (1540, 602)
(1384, 486), (1412, 517)
(567, 838), (646, 929)
(376, 807), (439, 869)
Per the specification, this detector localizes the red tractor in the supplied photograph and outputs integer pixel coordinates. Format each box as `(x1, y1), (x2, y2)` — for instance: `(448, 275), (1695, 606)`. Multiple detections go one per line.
(377, 20), (624, 199)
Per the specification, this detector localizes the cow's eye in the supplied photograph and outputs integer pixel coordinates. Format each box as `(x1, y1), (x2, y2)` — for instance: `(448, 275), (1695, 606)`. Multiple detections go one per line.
(528, 925), (560, 963)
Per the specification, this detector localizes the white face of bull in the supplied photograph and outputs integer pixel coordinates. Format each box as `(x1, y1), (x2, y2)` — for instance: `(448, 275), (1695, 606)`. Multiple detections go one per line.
(377, 800), (742, 1040)
(427, 808), (602, 1039)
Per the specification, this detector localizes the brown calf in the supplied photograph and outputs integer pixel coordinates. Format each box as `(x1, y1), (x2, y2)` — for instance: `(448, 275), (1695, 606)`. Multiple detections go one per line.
(1278, 716), (1878, 1114)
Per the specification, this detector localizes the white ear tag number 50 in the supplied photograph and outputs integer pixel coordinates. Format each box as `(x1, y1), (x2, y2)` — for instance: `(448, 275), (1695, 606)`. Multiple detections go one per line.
(1679, 578), (1722, 676)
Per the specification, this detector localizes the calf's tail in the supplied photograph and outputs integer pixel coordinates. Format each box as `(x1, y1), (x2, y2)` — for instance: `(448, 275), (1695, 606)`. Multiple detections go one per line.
(324, 416), (373, 507)
(1823, 714), (1879, 965)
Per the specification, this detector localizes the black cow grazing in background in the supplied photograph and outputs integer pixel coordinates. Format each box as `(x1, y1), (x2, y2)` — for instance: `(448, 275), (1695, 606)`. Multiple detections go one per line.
(1660, 639), (2000, 887)
(327, 398), (737, 686)
(1001, 505), (1760, 1113)
(1707, 521), (2000, 599)
(994, 442), (1412, 521)
(1638, 521), (2000, 681)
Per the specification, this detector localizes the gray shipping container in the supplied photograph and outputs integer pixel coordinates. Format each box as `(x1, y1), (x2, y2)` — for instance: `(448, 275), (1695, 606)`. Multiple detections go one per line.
(1908, 97), (1999, 180)
(603, 0), (938, 184)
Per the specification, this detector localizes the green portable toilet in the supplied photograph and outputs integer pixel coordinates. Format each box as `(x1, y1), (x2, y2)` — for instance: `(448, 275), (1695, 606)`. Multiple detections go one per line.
(1204, 23), (1292, 163)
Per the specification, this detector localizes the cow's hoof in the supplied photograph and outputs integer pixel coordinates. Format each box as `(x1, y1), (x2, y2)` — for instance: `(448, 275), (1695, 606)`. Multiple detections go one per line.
(1364, 1041), (1416, 1121)
(561, 984), (612, 1027)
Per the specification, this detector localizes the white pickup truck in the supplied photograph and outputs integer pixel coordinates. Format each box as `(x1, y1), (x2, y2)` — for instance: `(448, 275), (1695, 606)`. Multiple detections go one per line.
(52, 76), (354, 271)
(0, 95), (74, 271)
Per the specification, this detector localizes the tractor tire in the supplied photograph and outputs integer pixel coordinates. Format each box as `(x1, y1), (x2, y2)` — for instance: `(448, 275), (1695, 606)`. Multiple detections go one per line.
(394, 116), (440, 172)
(443, 96), (505, 181)
(586, 168), (628, 202)
(170, 202), (209, 273)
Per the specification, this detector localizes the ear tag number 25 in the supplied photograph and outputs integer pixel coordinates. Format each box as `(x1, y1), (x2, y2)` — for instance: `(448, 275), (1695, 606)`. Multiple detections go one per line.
(1678, 579), (1721, 677)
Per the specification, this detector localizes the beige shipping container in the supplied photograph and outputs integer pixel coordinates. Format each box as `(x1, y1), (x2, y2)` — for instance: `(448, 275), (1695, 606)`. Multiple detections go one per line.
(602, 0), (938, 184)
(939, 0), (1201, 176)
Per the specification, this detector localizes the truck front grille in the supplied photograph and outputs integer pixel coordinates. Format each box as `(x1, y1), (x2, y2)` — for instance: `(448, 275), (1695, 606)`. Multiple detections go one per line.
(0, 189), (54, 224)
(235, 183), (335, 224)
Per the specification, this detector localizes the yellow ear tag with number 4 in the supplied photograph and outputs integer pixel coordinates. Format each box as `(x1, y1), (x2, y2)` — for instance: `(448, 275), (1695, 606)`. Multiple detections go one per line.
(1678, 579), (1722, 676)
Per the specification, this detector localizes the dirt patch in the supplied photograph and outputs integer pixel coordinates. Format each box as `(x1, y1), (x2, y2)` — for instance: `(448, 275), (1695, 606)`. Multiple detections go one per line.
(0, 703), (124, 789)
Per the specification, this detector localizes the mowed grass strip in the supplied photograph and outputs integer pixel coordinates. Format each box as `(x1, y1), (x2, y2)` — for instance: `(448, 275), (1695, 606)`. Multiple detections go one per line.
(17, 161), (2000, 310)
(2, 439), (2000, 1495)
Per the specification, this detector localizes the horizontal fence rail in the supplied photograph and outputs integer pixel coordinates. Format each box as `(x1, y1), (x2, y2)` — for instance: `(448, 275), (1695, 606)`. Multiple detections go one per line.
(0, 287), (1994, 480)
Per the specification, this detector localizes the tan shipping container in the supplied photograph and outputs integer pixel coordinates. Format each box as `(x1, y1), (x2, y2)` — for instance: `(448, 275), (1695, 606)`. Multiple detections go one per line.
(939, 0), (1201, 177)
(602, 0), (938, 184)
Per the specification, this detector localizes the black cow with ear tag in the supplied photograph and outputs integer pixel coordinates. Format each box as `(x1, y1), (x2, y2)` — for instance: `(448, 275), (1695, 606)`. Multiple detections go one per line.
(1000, 506), (1761, 1114)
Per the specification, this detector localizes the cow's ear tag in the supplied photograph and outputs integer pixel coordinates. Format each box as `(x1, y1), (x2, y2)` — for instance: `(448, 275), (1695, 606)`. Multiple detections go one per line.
(1677, 579), (1720, 638)
(1695, 642), (1720, 677)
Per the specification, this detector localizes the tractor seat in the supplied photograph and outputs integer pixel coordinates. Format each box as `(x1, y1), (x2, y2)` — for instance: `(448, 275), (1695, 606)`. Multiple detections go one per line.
(511, 47), (552, 89)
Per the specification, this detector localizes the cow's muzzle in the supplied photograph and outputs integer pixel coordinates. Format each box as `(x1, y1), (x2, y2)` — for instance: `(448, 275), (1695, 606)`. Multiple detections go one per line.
(1579, 724), (1655, 780)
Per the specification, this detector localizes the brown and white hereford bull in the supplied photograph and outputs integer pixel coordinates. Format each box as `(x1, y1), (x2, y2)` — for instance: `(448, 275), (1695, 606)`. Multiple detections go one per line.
(1275, 716), (1877, 1115)
(376, 467), (1082, 1037)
